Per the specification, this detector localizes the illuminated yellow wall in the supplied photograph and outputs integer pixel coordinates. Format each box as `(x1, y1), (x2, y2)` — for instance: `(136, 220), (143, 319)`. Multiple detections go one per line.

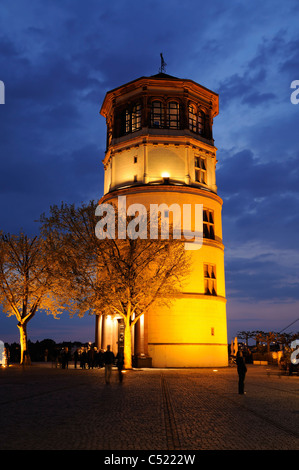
(104, 139), (217, 193)
(147, 298), (227, 367)
(100, 185), (228, 367)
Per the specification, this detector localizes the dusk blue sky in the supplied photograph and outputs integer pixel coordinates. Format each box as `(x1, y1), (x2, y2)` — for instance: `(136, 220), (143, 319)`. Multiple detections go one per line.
(1, 0), (299, 345)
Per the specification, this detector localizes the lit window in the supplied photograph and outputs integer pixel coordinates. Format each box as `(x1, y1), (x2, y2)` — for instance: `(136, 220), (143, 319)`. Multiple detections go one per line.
(198, 111), (204, 135)
(123, 103), (142, 134)
(204, 264), (217, 295)
(194, 156), (207, 184)
(151, 101), (164, 128)
(203, 209), (215, 239)
(167, 101), (180, 129)
(132, 104), (141, 132)
(125, 109), (131, 133)
(188, 104), (205, 135)
(188, 105), (197, 132)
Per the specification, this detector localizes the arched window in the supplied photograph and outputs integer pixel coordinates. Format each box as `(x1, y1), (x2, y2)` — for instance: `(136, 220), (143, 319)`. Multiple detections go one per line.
(167, 101), (180, 129)
(151, 101), (164, 128)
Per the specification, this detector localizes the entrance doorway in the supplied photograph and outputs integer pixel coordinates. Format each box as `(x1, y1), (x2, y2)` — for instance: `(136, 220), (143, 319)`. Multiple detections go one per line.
(117, 318), (124, 353)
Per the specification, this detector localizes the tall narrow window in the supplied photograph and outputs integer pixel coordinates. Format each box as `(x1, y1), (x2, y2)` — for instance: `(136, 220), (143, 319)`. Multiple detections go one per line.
(189, 104), (205, 135)
(125, 109), (131, 133)
(204, 264), (217, 295)
(198, 111), (204, 135)
(167, 101), (180, 129)
(189, 105), (197, 132)
(203, 209), (215, 239)
(151, 101), (164, 128)
(132, 103), (141, 132)
(195, 156), (207, 184)
(122, 102), (142, 135)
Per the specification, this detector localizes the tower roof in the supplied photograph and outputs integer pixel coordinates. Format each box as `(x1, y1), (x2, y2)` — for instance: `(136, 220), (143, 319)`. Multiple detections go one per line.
(100, 72), (218, 118)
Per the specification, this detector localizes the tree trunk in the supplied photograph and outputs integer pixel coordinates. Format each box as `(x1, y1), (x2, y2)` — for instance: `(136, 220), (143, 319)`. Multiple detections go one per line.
(124, 318), (132, 369)
(17, 322), (31, 365)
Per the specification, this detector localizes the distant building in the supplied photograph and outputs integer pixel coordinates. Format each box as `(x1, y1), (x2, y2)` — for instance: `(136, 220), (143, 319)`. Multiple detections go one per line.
(95, 72), (228, 367)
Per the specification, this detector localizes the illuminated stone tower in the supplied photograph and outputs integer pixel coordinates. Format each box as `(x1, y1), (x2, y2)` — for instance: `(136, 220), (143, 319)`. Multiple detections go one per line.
(95, 72), (228, 367)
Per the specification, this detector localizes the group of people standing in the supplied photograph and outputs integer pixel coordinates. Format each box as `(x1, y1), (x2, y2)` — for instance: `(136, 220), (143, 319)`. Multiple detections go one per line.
(73, 345), (124, 383)
(73, 346), (104, 370)
(61, 345), (247, 391)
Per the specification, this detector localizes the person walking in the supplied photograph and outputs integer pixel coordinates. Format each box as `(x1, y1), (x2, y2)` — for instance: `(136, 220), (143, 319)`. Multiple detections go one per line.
(236, 350), (247, 394)
(103, 345), (115, 384)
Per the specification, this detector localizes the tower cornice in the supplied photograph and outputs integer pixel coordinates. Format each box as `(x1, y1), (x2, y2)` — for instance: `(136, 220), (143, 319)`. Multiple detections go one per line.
(98, 183), (223, 206)
(103, 132), (217, 167)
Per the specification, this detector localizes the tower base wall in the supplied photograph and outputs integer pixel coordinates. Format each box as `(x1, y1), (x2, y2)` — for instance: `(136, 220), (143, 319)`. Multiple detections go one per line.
(148, 344), (228, 368)
(147, 296), (228, 368)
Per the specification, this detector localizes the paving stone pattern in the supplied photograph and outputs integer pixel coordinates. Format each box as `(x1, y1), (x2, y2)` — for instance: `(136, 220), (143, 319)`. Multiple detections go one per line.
(0, 364), (298, 450)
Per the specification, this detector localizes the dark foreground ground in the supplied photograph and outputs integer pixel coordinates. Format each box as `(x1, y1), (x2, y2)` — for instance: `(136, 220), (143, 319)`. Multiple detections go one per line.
(0, 363), (298, 453)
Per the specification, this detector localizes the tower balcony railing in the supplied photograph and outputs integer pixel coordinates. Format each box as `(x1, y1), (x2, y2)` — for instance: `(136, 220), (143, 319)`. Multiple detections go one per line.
(110, 126), (214, 150)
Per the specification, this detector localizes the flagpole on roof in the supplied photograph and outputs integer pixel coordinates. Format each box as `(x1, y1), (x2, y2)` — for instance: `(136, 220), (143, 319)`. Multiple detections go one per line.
(159, 53), (167, 73)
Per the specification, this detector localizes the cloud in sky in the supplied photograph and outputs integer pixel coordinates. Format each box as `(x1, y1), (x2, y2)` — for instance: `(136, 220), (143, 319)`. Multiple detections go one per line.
(1, 0), (299, 343)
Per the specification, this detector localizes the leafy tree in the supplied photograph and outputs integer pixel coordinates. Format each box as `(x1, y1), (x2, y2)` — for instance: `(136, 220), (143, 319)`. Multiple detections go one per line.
(0, 232), (63, 364)
(40, 201), (191, 369)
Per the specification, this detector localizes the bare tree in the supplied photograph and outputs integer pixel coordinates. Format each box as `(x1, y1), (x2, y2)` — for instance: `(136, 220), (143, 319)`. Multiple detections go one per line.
(237, 331), (256, 348)
(0, 232), (63, 364)
(40, 201), (191, 368)
(97, 235), (190, 369)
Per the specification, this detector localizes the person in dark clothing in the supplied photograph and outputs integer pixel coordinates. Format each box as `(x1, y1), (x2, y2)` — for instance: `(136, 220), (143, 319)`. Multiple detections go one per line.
(97, 349), (104, 368)
(80, 349), (87, 369)
(103, 345), (115, 384)
(87, 347), (95, 369)
(116, 351), (125, 383)
(236, 350), (247, 394)
(61, 348), (69, 369)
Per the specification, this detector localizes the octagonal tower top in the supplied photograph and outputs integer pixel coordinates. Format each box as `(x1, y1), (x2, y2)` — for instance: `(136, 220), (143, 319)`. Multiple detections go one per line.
(100, 73), (219, 151)
(100, 73), (219, 194)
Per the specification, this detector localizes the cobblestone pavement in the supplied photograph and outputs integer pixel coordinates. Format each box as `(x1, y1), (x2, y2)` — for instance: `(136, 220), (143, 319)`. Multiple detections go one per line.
(0, 363), (298, 451)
